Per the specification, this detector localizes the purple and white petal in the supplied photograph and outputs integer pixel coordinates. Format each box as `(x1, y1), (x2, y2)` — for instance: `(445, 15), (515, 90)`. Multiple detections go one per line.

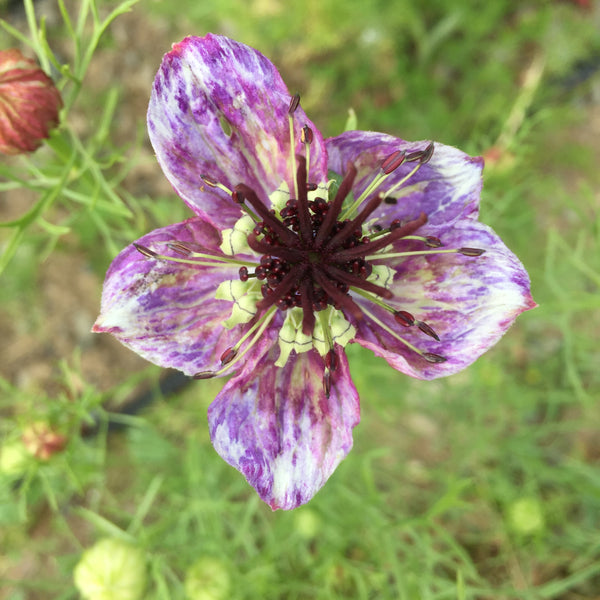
(208, 348), (360, 510)
(93, 217), (271, 376)
(353, 220), (536, 379)
(148, 34), (328, 230)
(326, 131), (483, 225)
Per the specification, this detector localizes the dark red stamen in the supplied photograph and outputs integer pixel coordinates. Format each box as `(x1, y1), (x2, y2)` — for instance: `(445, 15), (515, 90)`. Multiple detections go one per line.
(256, 265), (308, 311)
(322, 264), (393, 300)
(235, 184), (299, 247)
(314, 163), (357, 248)
(246, 232), (302, 262)
(425, 236), (443, 247)
(335, 212), (427, 261)
(295, 155), (313, 244)
(394, 310), (415, 327)
(313, 269), (363, 321)
(220, 347), (237, 365)
(301, 125), (313, 144)
(323, 369), (331, 398)
(325, 349), (338, 371)
(381, 150), (406, 174)
(323, 194), (383, 252)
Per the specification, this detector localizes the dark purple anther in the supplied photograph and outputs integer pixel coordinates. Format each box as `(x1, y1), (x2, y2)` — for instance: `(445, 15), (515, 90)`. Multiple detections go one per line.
(133, 243), (158, 258)
(193, 371), (216, 379)
(423, 352), (447, 364)
(288, 93), (300, 114)
(458, 248), (486, 257)
(417, 320), (440, 341)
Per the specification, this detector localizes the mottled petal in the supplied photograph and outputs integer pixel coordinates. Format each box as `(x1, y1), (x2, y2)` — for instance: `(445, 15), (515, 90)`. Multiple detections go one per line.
(208, 348), (360, 510)
(326, 131), (483, 225)
(93, 217), (272, 376)
(353, 220), (536, 379)
(148, 34), (328, 229)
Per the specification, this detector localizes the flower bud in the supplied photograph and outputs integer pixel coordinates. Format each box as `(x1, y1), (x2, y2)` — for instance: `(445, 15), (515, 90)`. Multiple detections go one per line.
(22, 422), (67, 460)
(0, 48), (62, 155)
(0, 440), (29, 477)
(506, 497), (545, 536)
(184, 557), (231, 600)
(73, 538), (147, 600)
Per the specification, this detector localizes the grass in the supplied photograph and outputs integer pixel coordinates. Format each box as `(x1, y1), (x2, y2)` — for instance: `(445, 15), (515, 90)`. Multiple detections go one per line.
(1, 0), (600, 598)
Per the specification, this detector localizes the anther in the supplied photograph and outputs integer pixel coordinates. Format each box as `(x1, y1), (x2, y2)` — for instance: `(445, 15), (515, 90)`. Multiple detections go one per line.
(458, 248), (486, 256)
(405, 142), (434, 164)
(133, 243), (158, 258)
(301, 125), (313, 144)
(193, 371), (216, 379)
(325, 349), (338, 372)
(416, 320), (440, 341)
(384, 196), (398, 205)
(288, 93), (301, 114)
(381, 150), (406, 174)
(239, 266), (249, 281)
(424, 236), (443, 247)
(394, 310), (415, 327)
(423, 352), (447, 364)
(167, 241), (193, 256)
(323, 369), (331, 399)
(200, 175), (219, 187)
(220, 347), (237, 365)
(419, 141), (435, 164)
(232, 190), (245, 204)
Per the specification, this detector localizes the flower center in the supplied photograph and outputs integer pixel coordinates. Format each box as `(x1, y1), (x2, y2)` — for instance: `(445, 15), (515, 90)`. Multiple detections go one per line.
(233, 154), (429, 342)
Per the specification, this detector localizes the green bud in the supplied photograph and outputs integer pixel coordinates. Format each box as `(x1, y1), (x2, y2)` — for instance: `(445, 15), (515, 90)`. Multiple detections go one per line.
(73, 538), (147, 600)
(184, 557), (231, 600)
(0, 440), (29, 477)
(293, 508), (321, 540)
(507, 497), (545, 535)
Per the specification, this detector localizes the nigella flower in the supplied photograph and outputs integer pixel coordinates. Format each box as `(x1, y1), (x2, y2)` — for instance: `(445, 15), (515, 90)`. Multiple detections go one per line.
(93, 35), (535, 510)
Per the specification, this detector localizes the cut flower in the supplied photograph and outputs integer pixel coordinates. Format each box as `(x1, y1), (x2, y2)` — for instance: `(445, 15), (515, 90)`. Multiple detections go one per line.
(94, 34), (535, 510)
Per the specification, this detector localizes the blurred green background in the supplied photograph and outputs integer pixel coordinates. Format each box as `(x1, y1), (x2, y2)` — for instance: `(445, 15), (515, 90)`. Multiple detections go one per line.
(1, 0), (599, 598)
